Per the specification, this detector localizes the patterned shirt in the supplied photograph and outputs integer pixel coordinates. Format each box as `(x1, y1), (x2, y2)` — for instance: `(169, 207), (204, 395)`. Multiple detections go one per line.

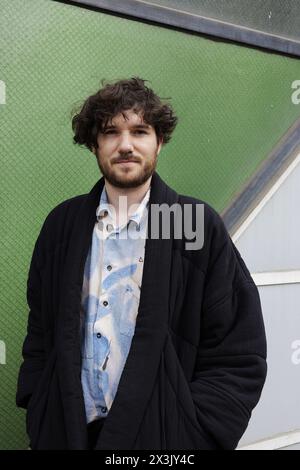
(80, 184), (150, 424)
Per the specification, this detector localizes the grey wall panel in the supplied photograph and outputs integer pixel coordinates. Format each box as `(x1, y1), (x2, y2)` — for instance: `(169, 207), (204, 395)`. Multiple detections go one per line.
(238, 283), (300, 446)
(281, 443), (300, 450)
(235, 160), (300, 273)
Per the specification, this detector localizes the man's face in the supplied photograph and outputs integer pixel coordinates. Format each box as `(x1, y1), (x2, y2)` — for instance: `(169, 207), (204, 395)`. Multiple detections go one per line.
(92, 109), (163, 188)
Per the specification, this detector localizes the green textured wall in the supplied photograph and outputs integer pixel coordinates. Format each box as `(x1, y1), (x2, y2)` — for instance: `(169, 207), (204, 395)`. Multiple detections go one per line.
(0, 0), (299, 449)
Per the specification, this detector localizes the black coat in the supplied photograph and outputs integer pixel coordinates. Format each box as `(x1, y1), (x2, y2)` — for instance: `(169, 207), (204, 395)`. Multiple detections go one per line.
(16, 172), (267, 450)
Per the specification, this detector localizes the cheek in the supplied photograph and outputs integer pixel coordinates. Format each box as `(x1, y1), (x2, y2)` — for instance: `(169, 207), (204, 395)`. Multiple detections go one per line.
(98, 142), (114, 158)
(140, 140), (158, 154)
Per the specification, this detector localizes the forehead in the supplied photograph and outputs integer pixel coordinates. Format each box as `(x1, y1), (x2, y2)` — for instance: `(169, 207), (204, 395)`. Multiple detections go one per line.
(106, 110), (151, 129)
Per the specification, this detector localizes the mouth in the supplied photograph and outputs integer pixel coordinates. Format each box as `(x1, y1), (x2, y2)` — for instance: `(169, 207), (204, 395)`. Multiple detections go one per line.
(115, 160), (139, 165)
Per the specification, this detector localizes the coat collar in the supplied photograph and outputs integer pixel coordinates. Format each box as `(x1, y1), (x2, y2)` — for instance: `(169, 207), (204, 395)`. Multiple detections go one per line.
(57, 171), (179, 449)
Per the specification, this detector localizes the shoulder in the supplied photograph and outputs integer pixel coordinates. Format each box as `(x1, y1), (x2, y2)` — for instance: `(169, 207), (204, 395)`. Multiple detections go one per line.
(178, 193), (224, 222)
(177, 193), (230, 250)
(35, 193), (89, 250)
(44, 193), (88, 224)
(177, 193), (253, 286)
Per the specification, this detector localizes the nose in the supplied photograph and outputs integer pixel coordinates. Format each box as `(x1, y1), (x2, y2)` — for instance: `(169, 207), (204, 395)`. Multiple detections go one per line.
(118, 133), (134, 154)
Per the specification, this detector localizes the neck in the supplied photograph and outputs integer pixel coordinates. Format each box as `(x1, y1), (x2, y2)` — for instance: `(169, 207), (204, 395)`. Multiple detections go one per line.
(104, 176), (152, 221)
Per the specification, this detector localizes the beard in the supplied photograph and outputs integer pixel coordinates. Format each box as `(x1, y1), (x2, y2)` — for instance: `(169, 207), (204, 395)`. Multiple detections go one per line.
(95, 151), (158, 189)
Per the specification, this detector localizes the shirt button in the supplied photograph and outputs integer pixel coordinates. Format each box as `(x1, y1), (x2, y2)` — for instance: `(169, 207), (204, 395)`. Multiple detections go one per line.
(103, 301), (108, 307)
(96, 333), (102, 338)
(101, 406), (107, 413)
(107, 265), (112, 271)
(139, 257), (143, 262)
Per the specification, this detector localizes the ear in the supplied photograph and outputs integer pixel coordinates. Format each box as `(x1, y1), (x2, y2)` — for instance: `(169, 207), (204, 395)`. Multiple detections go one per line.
(157, 137), (163, 155)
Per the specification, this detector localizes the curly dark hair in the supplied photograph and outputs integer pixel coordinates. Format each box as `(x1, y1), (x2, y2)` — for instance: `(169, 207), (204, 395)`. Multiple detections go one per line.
(71, 77), (178, 151)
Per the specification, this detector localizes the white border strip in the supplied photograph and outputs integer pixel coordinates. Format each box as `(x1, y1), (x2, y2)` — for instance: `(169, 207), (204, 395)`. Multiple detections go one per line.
(238, 430), (300, 450)
(233, 153), (300, 243)
(252, 270), (300, 286)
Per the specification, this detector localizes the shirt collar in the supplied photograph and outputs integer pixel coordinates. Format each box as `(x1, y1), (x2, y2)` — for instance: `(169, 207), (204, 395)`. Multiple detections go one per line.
(96, 185), (150, 229)
(96, 186), (113, 221)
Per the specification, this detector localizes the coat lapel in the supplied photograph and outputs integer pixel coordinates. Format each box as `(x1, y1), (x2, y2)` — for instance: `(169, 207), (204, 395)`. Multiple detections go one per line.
(56, 177), (104, 449)
(57, 171), (179, 449)
(98, 172), (179, 449)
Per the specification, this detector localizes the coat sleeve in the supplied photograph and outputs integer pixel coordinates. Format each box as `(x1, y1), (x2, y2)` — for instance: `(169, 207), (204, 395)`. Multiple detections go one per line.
(16, 228), (46, 409)
(189, 208), (267, 449)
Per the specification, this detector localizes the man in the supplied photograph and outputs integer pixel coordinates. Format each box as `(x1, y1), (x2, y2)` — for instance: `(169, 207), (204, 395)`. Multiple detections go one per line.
(16, 77), (267, 450)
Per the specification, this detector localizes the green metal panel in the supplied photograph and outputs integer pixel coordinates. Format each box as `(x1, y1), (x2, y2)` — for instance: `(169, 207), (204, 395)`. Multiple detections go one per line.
(0, 0), (299, 449)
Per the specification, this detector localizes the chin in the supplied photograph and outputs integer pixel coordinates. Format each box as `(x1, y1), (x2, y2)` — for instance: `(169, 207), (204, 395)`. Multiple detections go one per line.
(112, 178), (146, 189)
(110, 171), (153, 189)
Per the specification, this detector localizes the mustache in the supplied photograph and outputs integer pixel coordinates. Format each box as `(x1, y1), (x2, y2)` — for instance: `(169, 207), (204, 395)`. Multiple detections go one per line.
(113, 155), (140, 163)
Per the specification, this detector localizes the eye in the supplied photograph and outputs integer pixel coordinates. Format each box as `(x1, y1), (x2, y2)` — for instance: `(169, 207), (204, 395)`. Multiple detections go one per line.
(103, 129), (148, 135)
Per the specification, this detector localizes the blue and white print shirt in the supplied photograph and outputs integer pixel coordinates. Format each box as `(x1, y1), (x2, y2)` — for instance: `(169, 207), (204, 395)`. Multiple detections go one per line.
(80, 184), (150, 424)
